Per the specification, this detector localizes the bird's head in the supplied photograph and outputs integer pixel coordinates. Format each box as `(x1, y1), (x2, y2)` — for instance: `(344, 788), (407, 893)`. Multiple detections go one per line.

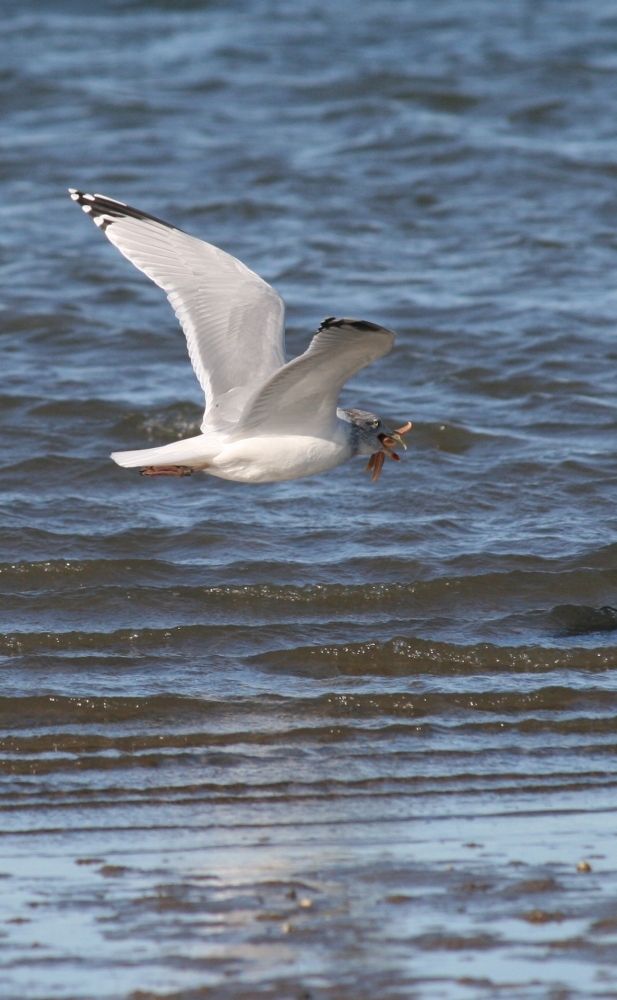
(341, 408), (412, 482)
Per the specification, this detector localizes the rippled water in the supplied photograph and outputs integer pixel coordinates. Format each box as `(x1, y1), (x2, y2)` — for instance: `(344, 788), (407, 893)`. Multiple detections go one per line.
(3, 1), (617, 997)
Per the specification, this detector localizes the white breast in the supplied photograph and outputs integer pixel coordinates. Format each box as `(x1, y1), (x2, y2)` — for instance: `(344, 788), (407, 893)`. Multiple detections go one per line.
(207, 430), (352, 483)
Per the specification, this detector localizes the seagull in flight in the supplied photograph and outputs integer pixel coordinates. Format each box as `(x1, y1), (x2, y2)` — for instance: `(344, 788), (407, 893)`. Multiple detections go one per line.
(70, 189), (411, 484)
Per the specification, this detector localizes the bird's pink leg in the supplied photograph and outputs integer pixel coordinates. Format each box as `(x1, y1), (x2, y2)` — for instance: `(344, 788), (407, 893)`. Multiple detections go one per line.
(140, 466), (193, 477)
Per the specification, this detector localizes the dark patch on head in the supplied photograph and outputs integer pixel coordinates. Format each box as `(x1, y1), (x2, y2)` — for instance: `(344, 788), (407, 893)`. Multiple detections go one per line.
(341, 407), (380, 425)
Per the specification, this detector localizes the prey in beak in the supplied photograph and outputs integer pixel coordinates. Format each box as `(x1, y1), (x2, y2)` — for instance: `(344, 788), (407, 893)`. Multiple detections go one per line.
(365, 421), (412, 483)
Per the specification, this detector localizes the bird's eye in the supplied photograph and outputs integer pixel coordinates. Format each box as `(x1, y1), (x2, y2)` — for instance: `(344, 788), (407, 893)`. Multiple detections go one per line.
(370, 419), (379, 429)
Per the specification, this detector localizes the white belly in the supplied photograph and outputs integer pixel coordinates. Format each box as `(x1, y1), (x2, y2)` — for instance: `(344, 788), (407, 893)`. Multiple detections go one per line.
(207, 434), (351, 483)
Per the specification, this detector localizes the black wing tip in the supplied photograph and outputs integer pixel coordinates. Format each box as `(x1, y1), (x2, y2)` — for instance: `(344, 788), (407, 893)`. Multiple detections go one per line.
(68, 188), (178, 233)
(318, 316), (389, 333)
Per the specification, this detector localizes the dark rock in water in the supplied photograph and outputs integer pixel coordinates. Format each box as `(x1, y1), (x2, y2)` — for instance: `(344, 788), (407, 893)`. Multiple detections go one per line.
(551, 604), (617, 637)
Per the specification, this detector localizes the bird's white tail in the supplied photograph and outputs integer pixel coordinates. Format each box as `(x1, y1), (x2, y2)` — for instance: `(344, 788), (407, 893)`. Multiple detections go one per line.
(111, 435), (214, 469)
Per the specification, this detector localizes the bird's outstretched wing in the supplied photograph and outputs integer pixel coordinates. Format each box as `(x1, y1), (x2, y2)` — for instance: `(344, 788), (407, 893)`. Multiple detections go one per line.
(69, 190), (286, 432)
(233, 317), (395, 438)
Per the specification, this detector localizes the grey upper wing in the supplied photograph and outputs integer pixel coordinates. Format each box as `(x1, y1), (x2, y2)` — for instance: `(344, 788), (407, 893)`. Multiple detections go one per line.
(70, 190), (286, 432)
(233, 318), (395, 438)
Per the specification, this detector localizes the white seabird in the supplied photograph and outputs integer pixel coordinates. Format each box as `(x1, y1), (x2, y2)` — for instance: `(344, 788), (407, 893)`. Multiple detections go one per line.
(70, 189), (411, 484)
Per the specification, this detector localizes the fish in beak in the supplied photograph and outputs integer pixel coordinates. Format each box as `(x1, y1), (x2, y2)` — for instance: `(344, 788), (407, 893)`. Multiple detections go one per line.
(365, 451), (385, 482)
(365, 421), (412, 482)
